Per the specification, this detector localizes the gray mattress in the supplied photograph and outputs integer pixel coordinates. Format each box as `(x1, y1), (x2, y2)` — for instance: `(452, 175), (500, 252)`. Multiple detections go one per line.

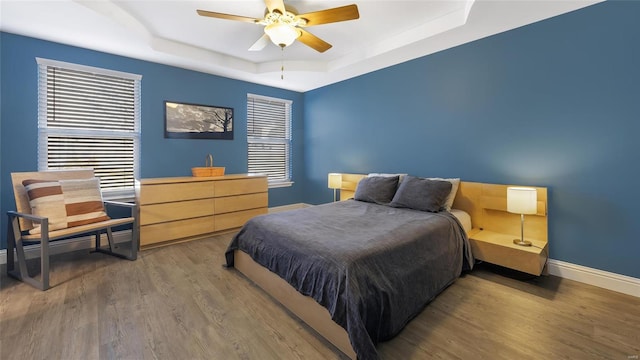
(225, 200), (473, 360)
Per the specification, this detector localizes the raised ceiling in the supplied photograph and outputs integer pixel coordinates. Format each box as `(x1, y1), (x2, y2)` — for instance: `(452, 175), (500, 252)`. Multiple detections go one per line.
(0, 0), (602, 92)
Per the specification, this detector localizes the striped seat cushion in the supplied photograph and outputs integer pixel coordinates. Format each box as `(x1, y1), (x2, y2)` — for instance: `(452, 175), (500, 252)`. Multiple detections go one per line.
(23, 177), (111, 235)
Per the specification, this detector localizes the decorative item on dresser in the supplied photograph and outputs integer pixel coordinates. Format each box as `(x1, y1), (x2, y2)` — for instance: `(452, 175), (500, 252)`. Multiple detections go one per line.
(192, 154), (225, 177)
(137, 174), (267, 250)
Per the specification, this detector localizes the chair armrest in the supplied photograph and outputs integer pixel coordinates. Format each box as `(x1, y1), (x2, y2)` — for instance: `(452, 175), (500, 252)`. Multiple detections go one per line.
(7, 210), (49, 235)
(103, 200), (136, 209)
(7, 210), (47, 223)
(103, 201), (137, 223)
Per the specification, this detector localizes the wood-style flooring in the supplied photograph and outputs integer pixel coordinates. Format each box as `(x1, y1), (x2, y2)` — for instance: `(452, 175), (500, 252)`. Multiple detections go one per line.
(1, 233), (638, 359)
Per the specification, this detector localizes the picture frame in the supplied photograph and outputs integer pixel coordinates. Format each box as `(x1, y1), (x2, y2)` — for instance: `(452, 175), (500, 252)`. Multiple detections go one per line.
(164, 101), (234, 140)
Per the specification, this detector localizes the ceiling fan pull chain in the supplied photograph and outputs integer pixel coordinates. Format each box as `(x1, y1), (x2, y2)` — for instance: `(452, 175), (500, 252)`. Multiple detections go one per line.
(281, 46), (285, 80)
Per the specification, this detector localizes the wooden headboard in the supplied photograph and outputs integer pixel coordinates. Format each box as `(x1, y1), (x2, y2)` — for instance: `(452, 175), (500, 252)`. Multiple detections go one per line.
(336, 174), (548, 241)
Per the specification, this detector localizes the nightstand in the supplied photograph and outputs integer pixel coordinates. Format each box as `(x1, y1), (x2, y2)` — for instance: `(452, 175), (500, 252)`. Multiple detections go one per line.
(468, 229), (548, 275)
(451, 181), (549, 276)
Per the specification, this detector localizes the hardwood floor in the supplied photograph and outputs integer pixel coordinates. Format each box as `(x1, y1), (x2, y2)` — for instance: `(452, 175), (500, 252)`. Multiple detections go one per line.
(1, 233), (638, 359)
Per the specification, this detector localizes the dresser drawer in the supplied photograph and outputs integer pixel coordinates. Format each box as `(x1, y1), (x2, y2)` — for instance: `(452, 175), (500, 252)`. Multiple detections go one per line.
(139, 181), (215, 205)
(140, 199), (215, 225)
(214, 177), (268, 197)
(140, 216), (215, 246)
(214, 208), (267, 231)
(214, 193), (268, 214)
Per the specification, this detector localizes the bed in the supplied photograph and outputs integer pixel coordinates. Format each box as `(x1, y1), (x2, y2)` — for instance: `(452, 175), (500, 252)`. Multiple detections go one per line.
(225, 174), (480, 359)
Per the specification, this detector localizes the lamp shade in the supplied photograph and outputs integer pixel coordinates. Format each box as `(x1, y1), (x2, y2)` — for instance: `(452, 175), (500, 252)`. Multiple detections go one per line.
(264, 23), (300, 48)
(507, 187), (537, 215)
(328, 173), (342, 189)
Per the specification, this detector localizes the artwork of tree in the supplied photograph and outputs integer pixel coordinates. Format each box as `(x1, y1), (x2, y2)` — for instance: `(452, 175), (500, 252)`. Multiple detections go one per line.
(165, 101), (234, 139)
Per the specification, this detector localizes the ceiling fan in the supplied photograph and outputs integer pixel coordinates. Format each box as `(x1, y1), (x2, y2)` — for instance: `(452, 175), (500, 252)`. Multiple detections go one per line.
(196, 0), (360, 53)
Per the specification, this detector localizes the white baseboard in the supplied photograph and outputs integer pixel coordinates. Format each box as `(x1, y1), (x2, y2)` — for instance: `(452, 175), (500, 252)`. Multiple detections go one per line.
(547, 259), (640, 298)
(2, 209), (638, 298)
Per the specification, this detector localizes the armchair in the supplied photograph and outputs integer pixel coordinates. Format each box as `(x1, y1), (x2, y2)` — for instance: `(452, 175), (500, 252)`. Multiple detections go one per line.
(7, 169), (138, 290)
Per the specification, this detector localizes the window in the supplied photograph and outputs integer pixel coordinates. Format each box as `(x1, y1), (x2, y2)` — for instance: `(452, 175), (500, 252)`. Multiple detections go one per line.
(37, 58), (141, 199)
(247, 94), (292, 187)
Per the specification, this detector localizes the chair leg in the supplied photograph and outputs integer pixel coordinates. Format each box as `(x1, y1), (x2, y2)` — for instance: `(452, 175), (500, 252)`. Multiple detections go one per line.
(40, 228), (50, 291)
(6, 215), (17, 275)
(106, 228), (115, 252)
(14, 237), (30, 280)
(7, 214), (32, 283)
(94, 230), (101, 251)
(8, 218), (50, 291)
(94, 227), (134, 260)
(130, 218), (139, 261)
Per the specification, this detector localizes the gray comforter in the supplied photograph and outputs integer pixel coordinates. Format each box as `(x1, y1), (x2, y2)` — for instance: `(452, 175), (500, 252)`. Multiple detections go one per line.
(225, 200), (473, 360)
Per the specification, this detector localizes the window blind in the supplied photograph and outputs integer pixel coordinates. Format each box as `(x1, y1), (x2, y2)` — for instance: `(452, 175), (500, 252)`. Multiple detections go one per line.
(247, 94), (292, 186)
(37, 58), (141, 197)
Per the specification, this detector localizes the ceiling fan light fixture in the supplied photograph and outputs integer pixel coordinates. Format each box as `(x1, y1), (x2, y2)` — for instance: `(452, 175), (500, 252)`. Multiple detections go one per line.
(264, 23), (300, 48)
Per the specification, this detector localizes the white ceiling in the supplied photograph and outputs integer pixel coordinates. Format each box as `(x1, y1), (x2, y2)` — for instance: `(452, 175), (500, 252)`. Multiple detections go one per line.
(1, 0), (602, 92)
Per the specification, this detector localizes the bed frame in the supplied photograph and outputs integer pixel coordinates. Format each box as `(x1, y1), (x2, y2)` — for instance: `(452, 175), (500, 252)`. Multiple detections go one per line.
(232, 174), (548, 358)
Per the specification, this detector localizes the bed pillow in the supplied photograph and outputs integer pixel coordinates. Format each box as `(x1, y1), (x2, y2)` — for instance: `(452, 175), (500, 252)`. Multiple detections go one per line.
(22, 177), (110, 234)
(367, 173), (408, 184)
(389, 175), (452, 212)
(354, 175), (399, 204)
(428, 177), (460, 211)
(22, 179), (69, 234)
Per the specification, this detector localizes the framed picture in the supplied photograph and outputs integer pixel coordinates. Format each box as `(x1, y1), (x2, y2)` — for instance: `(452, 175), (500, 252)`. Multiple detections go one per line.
(164, 101), (233, 140)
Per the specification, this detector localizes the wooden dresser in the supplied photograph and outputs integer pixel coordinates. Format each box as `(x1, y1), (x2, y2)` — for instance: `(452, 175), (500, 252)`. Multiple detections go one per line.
(137, 174), (268, 250)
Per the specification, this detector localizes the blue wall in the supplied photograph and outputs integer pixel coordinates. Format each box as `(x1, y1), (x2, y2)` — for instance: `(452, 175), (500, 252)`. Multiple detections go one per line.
(304, 1), (640, 278)
(0, 32), (306, 248)
(2, 1), (639, 278)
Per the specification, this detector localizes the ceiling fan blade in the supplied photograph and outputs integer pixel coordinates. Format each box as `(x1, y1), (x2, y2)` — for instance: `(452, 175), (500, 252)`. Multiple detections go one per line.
(265, 0), (286, 14)
(298, 4), (359, 26)
(196, 9), (259, 24)
(249, 34), (270, 51)
(298, 29), (332, 53)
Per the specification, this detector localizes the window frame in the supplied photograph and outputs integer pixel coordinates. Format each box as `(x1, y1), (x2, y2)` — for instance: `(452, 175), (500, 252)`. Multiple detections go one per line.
(36, 58), (142, 200)
(246, 93), (293, 188)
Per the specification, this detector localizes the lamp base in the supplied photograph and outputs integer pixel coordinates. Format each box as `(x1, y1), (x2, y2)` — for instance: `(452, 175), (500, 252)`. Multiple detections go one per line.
(513, 239), (532, 247)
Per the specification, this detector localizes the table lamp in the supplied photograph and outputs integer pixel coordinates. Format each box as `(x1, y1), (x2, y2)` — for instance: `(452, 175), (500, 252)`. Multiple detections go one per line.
(328, 173), (342, 202)
(507, 187), (537, 246)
